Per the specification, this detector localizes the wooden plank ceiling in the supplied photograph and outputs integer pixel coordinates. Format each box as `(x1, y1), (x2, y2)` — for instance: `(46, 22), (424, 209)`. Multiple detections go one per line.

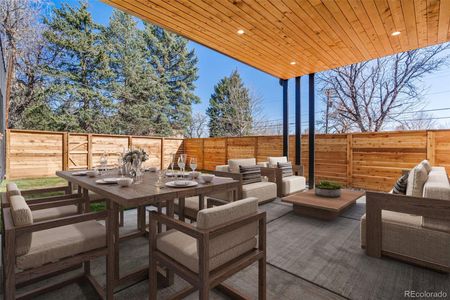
(102, 0), (450, 79)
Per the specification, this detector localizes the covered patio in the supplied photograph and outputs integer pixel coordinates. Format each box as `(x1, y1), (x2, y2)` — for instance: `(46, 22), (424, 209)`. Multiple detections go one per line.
(2, 0), (450, 299)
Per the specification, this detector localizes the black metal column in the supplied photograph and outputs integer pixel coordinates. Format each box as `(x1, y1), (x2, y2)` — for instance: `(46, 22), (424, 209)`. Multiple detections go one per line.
(280, 79), (289, 157)
(308, 74), (315, 189)
(295, 76), (301, 166)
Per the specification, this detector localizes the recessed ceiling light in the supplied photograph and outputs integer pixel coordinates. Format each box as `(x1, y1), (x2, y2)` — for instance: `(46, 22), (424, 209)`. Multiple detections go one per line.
(237, 29), (245, 35)
(391, 31), (401, 36)
(290, 61), (296, 65)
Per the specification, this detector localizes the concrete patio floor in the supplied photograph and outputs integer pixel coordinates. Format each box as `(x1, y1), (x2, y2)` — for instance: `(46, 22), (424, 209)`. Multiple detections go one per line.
(2, 197), (449, 299)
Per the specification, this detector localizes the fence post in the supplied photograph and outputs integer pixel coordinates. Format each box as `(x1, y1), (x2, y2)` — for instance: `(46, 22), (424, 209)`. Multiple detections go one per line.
(63, 132), (69, 171)
(254, 136), (259, 162)
(427, 131), (436, 165)
(128, 136), (133, 150)
(346, 134), (353, 188)
(225, 137), (228, 164)
(87, 134), (92, 169)
(5, 129), (10, 179)
(160, 137), (164, 169)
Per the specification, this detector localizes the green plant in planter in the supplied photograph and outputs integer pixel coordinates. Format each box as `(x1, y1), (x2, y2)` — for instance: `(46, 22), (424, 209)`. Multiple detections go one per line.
(316, 181), (341, 190)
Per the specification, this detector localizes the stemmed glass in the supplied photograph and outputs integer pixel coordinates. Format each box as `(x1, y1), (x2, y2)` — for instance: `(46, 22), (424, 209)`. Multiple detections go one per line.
(170, 154), (176, 176)
(178, 154), (187, 179)
(190, 157), (197, 179)
(99, 151), (108, 175)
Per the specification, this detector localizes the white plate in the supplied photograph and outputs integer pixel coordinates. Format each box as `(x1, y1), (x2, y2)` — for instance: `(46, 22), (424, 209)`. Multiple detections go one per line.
(96, 179), (118, 184)
(165, 180), (198, 188)
(73, 171), (88, 176)
(103, 177), (122, 183)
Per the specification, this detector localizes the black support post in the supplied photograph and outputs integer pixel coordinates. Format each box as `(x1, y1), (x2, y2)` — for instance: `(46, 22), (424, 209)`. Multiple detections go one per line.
(295, 76), (301, 166)
(280, 79), (289, 157)
(308, 73), (315, 189)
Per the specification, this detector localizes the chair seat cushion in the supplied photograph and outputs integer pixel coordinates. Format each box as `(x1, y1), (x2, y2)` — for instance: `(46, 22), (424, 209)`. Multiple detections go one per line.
(16, 220), (106, 270)
(360, 211), (450, 267)
(242, 181), (277, 203)
(32, 205), (78, 222)
(157, 229), (256, 273)
(282, 176), (306, 195)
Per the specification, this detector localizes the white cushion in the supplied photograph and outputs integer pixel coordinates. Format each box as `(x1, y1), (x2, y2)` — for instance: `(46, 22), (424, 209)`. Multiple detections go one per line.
(421, 160), (432, 173)
(16, 220), (106, 270)
(242, 181), (277, 203)
(10, 195), (33, 256)
(268, 156), (288, 168)
(228, 158), (256, 173)
(215, 165), (230, 172)
(422, 167), (450, 233)
(282, 176), (306, 195)
(406, 163), (428, 197)
(6, 182), (21, 197)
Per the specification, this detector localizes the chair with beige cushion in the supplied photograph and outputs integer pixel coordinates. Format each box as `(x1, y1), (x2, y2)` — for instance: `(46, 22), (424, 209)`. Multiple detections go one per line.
(263, 156), (306, 197)
(214, 158), (277, 204)
(148, 197), (266, 299)
(361, 160), (450, 272)
(2, 194), (111, 299)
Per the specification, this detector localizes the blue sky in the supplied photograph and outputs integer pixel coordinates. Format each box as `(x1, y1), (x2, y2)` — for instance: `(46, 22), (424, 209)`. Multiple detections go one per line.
(53, 0), (450, 130)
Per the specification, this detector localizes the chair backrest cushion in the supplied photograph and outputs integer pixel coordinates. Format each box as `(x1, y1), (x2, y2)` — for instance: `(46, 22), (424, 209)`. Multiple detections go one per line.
(196, 197), (258, 258)
(421, 160), (432, 173)
(422, 167), (450, 233)
(9, 195), (33, 256)
(406, 163), (428, 197)
(6, 182), (21, 197)
(268, 156), (287, 168)
(215, 165), (230, 172)
(228, 158), (256, 173)
(239, 165), (262, 185)
(278, 161), (294, 177)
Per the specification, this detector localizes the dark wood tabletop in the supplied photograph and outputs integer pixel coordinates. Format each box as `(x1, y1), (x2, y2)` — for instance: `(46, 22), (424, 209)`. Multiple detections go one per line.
(56, 170), (239, 208)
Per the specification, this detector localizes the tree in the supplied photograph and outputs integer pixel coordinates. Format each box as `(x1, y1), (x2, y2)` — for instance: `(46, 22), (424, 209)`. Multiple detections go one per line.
(41, 2), (114, 133)
(318, 44), (449, 133)
(185, 112), (208, 138)
(103, 10), (159, 135)
(142, 24), (199, 136)
(0, 0), (48, 127)
(207, 70), (253, 137)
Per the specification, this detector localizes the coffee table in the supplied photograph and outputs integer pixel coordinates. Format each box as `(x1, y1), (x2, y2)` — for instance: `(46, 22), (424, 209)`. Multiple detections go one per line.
(282, 189), (365, 220)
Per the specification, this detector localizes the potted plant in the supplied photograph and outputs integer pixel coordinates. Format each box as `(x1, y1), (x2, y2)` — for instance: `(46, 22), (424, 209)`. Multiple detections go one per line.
(315, 181), (342, 198)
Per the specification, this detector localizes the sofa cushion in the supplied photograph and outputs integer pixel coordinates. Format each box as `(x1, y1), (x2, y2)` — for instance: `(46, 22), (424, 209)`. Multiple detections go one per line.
(282, 176), (306, 195)
(16, 220), (106, 270)
(406, 163), (428, 197)
(242, 181), (277, 203)
(392, 173), (408, 195)
(9, 195), (33, 256)
(422, 167), (450, 233)
(6, 182), (21, 197)
(215, 165), (230, 172)
(268, 156), (287, 168)
(361, 211), (450, 268)
(278, 162), (293, 177)
(421, 160), (432, 173)
(239, 165), (262, 185)
(157, 230), (256, 273)
(228, 158), (256, 173)
(32, 205), (79, 223)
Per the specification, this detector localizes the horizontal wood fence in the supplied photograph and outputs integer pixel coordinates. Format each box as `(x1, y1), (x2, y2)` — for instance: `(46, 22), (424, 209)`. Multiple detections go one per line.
(6, 129), (184, 180)
(185, 130), (450, 192)
(6, 129), (450, 192)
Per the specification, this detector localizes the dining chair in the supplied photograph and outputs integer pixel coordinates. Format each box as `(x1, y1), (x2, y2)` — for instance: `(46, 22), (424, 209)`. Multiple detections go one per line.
(148, 197), (266, 300)
(2, 194), (111, 300)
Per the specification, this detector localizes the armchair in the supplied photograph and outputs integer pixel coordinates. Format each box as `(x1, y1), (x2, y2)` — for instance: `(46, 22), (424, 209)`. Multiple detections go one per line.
(148, 197), (266, 300)
(262, 156), (306, 197)
(2, 195), (110, 299)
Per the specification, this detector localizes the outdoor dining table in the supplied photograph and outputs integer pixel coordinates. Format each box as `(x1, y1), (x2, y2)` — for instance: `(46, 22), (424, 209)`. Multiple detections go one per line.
(56, 170), (240, 298)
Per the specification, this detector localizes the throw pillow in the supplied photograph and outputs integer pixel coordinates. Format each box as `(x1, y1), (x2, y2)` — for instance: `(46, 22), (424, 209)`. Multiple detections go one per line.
(239, 165), (262, 185)
(278, 162), (293, 177)
(392, 173), (408, 194)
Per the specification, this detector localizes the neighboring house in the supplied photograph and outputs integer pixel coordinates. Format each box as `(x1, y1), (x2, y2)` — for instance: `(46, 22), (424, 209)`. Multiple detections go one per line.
(0, 38), (6, 180)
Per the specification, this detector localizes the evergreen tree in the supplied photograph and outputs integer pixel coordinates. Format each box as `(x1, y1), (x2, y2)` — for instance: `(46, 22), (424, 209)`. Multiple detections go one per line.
(207, 70), (253, 137)
(42, 2), (113, 133)
(103, 10), (159, 135)
(142, 24), (199, 136)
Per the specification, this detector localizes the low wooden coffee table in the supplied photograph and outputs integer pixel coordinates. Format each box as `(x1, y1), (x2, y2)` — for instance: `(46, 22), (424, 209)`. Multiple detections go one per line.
(282, 189), (365, 220)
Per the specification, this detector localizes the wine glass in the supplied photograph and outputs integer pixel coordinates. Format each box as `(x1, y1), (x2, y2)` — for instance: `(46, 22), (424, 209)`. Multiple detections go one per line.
(190, 157), (197, 172)
(178, 154), (187, 178)
(100, 151), (108, 175)
(170, 154), (176, 176)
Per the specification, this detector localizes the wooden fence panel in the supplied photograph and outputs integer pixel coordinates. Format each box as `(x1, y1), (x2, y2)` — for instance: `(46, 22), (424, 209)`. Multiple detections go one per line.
(256, 136), (283, 163)
(184, 139), (204, 170)
(162, 138), (184, 169)
(91, 135), (129, 168)
(203, 138), (226, 170)
(68, 134), (89, 170)
(132, 137), (162, 169)
(8, 130), (64, 179)
(227, 137), (257, 159)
